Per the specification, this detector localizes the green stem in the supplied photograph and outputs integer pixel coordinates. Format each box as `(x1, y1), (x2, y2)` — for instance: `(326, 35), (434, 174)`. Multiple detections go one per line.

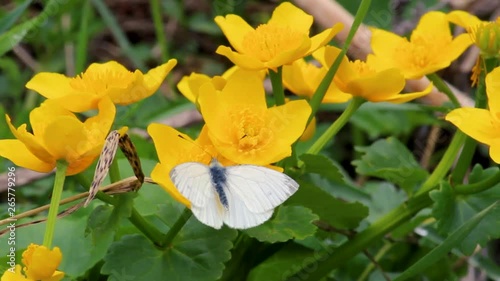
(304, 97), (365, 158)
(159, 207), (192, 247)
(455, 170), (500, 195)
(416, 131), (466, 196)
(426, 73), (461, 108)
(269, 67), (285, 106)
(73, 173), (164, 245)
(130, 208), (165, 245)
(75, 0), (92, 74)
(150, 0), (170, 62)
(109, 158), (121, 183)
(357, 242), (393, 281)
(287, 192), (432, 281)
(43, 161), (68, 248)
(307, 0), (371, 124)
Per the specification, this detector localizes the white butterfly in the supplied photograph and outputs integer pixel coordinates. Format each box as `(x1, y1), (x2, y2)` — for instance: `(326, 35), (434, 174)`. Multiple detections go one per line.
(170, 158), (299, 229)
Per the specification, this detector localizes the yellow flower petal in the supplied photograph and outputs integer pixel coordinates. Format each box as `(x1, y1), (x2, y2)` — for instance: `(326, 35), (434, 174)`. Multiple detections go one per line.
(1, 264), (27, 281)
(488, 139), (500, 164)
(383, 81), (433, 104)
(486, 66), (500, 114)
(267, 99), (312, 145)
(283, 59), (316, 98)
(308, 23), (344, 54)
(218, 71), (266, 107)
(215, 14), (255, 53)
(446, 108), (500, 144)
(84, 97), (116, 143)
(177, 73), (211, 103)
(23, 244), (62, 280)
(216, 46), (267, 70)
(300, 116), (316, 141)
(344, 68), (405, 101)
(0, 140), (54, 173)
(25, 73), (75, 99)
(268, 2), (313, 34)
(6, 115), (54, 163)
(110, 59), (177, 105)
(447, 10), (482, 28)
(42, 116), (87, 162)
(29, 100), (73, 139)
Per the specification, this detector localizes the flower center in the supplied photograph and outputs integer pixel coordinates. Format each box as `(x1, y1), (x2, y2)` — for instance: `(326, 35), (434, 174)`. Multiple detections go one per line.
(229, 107), (273, 155)
(351, 60), (375, 76)
(69, 67), (134, 94)
(241, 24), (304, 62)
(395, 33), (451, 71)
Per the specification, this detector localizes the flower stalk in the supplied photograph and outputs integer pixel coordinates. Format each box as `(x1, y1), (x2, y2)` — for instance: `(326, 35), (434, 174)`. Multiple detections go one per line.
(269, 66), (285, 106)
(43, 160), (68, 248)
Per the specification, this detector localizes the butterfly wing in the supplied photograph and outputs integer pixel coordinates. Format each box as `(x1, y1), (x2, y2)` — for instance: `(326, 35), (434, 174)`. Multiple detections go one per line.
(170, 162), (225, 229)
(223, 186), (273, 229)
(222, 165), (299, 229)
(225, 165), (299, 213)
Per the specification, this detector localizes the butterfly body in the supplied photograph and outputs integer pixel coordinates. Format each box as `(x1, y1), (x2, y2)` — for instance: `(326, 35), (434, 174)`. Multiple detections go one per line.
(170, 159), (299, 229)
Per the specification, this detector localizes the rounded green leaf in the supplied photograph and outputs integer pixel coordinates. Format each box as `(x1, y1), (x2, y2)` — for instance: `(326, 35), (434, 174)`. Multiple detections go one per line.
(244, 206), (319, 243)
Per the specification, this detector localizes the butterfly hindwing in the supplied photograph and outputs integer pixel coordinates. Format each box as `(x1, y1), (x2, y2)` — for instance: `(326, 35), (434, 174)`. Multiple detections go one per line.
(170, 162), (224, 229)
(223, 185), (273, 229)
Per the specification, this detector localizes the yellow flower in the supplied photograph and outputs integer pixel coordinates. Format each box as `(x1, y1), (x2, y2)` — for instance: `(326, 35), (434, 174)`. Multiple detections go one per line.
(367, 11), (472, 79)
(448, 11), (500, 58)
(177, 66), (265, 104)
(1, 244), (64, 281)
(197, 69), (311, 165)
(446, 66), (500, 163)
(0, 98), (115, 175)
(148, 124), (235, 207)
(316, 46), (433, 103)
(215, 2), (343, 71)
(26, 60), (177, 112)
(282, 58), (352, 103)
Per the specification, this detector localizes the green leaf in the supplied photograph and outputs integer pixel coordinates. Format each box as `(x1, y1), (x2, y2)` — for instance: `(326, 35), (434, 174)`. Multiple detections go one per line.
(287, 180), (368, 229)
(0, 0), (62, 56)
(244, 206), (318, 243)
(0, 0), (32, 34)
(362, 182), (406, 223)
(101, 200), (237, 281)
(349, 102), (437, 139)
(394, 201), (498, 281)
(353, 137), (428, 193)
(300, 154), (344, 183)
(430, 180), (500, 255)
(247, 243), (316, 281)
(85, 193), (134, 241)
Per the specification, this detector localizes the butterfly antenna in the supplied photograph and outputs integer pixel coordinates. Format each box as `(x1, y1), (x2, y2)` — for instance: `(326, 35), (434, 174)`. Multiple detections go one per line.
(176, 134), (217, 163)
